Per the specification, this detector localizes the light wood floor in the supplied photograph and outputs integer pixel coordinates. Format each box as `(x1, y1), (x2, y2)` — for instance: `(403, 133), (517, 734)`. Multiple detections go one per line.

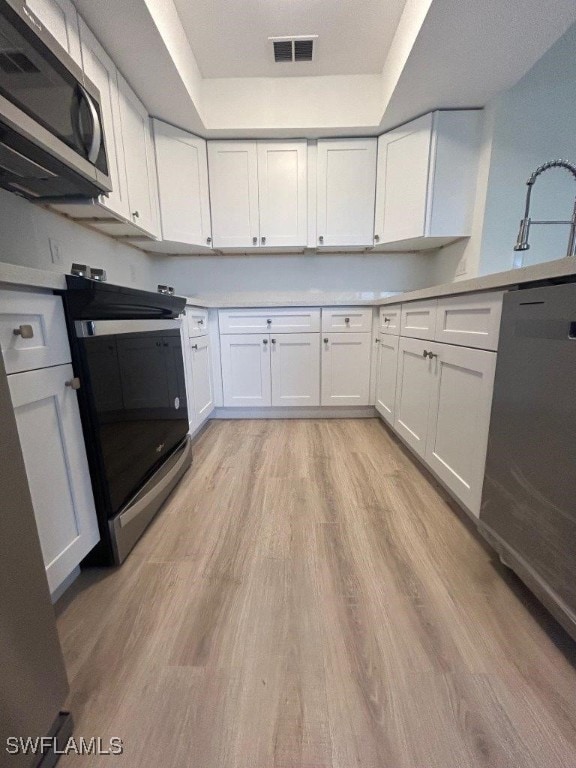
(56, 419), (576, 767)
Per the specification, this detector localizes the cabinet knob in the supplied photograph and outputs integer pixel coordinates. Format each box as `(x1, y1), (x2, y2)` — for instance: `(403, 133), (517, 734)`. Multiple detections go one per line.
(13, 324), (34, 339)
(206, 237), (212, 245)
(253, 236), (258, 245)
(191, 344), (198, 350)
(423, 349), (429, 358)
(323, 337), (329, 344)
(374, 234), (380, 243)
(65, 377), (81, 390)
(132, 211), (140, 219)
(263, 338), (268, 345)
(271, 338), (276, 344)
(375, 337), (380, 343)
(266, 319), (272, 325)
(198, 319), (204, 325)
(261, 236), (266, 245)
(344, 317), (350, 324)
(384, 317), (390, 323)
(318, 235), (324, 244)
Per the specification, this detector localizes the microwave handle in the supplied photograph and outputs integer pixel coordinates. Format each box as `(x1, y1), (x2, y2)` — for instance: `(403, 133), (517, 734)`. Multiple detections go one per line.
(78, 86), (102, 165)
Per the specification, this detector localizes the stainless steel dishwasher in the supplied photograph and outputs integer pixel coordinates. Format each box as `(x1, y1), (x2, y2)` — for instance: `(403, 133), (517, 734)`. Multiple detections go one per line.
(479, 280), (576, 641)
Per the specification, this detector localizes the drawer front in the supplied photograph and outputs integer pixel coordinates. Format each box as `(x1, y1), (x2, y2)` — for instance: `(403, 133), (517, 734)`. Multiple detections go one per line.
(321, 307), (373, 333)
(434, 291), (504, 351)
(186, 307), (209, 337)
(219, 308), (321, 334)
(0, 290), (71, 374)
(379, 305), (401, 335)
(400, 300), (438, 341)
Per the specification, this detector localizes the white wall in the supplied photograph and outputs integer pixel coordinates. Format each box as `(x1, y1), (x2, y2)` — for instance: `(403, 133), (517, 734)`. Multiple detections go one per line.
(0, 190), (157, 290)
(433, 21), (576, 283)
(150, 251), (437, 296)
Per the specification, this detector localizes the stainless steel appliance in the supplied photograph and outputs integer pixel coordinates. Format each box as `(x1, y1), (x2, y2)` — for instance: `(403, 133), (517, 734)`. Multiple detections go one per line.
(60, 276), (192, 565)
(0, 0), (111, 200)
(0, 349), (73, 767)
(479, 281), (576, 640)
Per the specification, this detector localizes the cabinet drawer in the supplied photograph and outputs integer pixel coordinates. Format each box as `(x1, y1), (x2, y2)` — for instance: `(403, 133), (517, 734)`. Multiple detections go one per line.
(378, 305), (401, 335)
(322, 307), (373, 333)
(0, 291), (71, 374)
(434, 291), (504, 351)
(400, 300), (438, 341)
(219, 308), (320, 334)
(186, 306), (209, 337)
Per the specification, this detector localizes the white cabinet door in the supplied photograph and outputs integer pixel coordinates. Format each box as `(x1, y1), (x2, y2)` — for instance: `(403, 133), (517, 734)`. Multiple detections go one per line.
(270, 333), (320, 407)
(375, 334), (399, 426)
(153, 120), (212, 248)
(426, 344), (496, 516)
(394, 336), (434, 459)
(118, 75), (160, 238)
(379, 305), (401, 335)
(376, 113), (433, 245)
(316, 139), (377, 248)
(26, 0), (81, 65)
(208, 141), (259, 249)
(321, 333), (371, 406)
(190, 336), (214, 423)
(375, 111), (481, 248)
(220, 334), (271, 407)
(257, 141), (307, 248)
(79, 20), (130, 221)
(8, 364), (100, 595)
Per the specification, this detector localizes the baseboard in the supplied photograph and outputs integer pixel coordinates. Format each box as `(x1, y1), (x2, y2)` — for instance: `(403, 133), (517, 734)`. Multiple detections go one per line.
(211, 406), (378, 420)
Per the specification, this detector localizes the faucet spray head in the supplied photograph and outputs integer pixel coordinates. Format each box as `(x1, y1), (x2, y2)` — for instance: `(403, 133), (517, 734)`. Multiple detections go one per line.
(514, 218), (531, 251)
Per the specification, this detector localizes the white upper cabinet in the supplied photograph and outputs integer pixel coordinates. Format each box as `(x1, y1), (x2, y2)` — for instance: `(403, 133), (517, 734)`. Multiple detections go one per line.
(117, 75), (160, 239)
(26, 0), (82, 65)
(374, 110), (482, 250)
(153, 120), (212, 251)
(257, 141), (307, 248)
(316, 138), (377, 249)
(208, 141), (307, 250)
(78, 20), (129, 221)
(208, 141), (260, 249)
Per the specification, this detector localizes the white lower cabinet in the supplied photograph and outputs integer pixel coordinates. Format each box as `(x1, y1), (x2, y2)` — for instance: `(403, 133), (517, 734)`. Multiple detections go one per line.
(321, 333), (371, 406)
(189, 336), (214, 425)
(374, 334), (399, 425)
(394, 336), (434, 458)
(425, 343), (496, 516)
(8, 364), (100, 595)
(271, 334), (320, 406)
(221, 334), (272, 407)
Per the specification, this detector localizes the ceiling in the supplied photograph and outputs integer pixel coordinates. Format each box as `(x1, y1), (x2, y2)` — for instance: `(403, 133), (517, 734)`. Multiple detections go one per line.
(173, 0), (407, 78)
(74, 0), (576, 138)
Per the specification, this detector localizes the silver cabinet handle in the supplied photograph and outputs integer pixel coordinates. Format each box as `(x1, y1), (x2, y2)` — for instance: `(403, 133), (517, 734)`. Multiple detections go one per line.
(191, 344), (198, 350)
(344, 317), (350, 324)
(132, 211), (140, 219)
(206, 237), (212, 245)
(323, 337), (329, 344)
(13, 324), (34, 339)
(252, 236), (258, 245)
(266, 319), (272, 325)
(384, 317), (390, 324)
(423, 350), (438, 359)
(198, 319), (204, 325)
(261, 236), (266, 245)
(271, 338), (276, 344)
(65, 377), (81, 390)
(263, 338), (268, 345)
(318, 235), (324, 244)
(375, 337), (380, 343)
(374, 234), (380, 243)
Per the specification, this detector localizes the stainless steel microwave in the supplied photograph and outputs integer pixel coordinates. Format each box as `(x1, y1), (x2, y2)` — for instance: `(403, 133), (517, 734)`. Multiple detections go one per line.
(0, 0), (112, 200)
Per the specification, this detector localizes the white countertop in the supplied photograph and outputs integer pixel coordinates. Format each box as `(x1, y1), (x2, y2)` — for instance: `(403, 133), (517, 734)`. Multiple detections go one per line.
(377, 257), (576, 305)
(0, 262), (66, 291)
(185, 290), (398, 308)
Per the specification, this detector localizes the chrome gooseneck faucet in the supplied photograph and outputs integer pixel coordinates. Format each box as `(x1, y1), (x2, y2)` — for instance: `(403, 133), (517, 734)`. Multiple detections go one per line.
(514, 159), (576, 257)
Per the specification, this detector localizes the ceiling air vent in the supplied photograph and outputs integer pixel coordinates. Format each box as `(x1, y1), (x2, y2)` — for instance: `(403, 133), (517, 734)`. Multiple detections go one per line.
(270, 36), (317, 64)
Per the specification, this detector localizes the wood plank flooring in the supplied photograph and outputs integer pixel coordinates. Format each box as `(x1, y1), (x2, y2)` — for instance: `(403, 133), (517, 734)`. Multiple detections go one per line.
(55, 419), (576, 767)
